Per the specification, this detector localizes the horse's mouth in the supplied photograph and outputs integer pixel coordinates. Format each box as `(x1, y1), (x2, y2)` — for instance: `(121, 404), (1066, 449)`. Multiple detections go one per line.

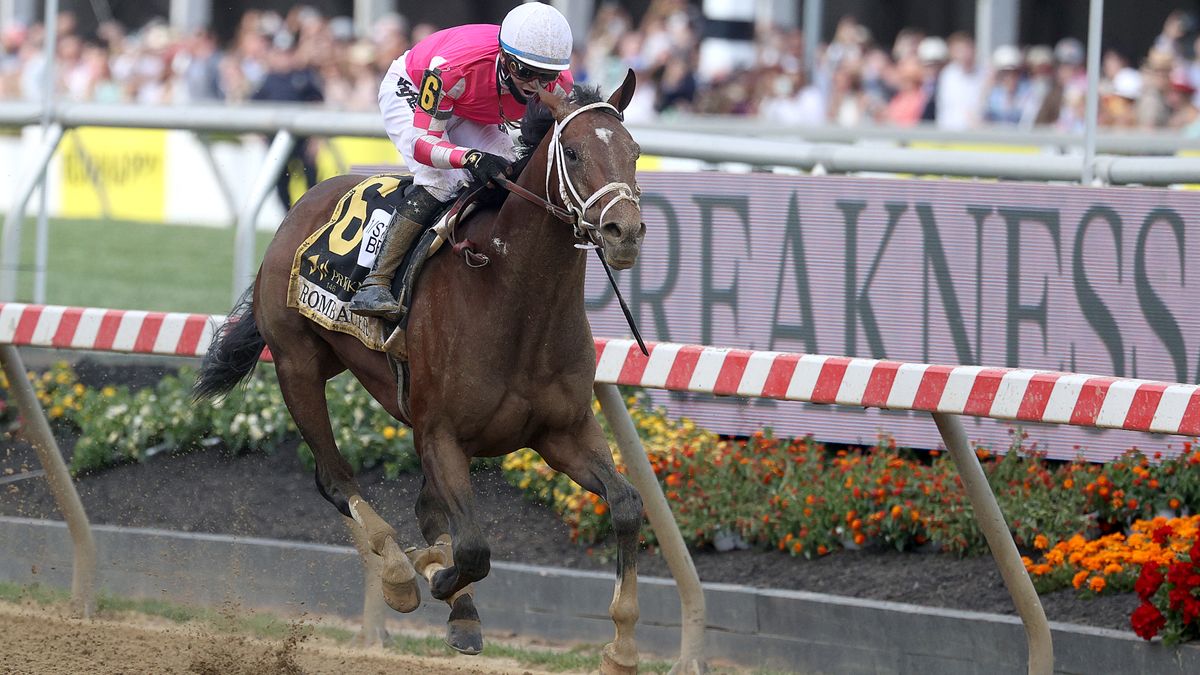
(603, 243), (640, 270)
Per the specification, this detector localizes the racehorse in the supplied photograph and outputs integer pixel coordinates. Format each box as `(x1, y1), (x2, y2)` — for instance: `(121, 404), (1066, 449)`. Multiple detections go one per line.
(193, 71), (646, 672)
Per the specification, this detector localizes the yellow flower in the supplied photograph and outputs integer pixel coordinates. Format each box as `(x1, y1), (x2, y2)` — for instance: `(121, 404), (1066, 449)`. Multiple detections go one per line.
(48, 405), (64, 419)
(101, 386), (116, 398)
(382, 426), (397, 440)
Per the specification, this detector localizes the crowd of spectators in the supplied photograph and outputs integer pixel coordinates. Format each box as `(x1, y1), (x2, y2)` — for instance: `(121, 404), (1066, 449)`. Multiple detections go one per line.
(3, 2), (1200, 134)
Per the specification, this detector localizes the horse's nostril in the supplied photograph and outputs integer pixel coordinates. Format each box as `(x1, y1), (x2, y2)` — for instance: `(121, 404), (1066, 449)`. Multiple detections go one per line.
(602, 222), (622, 240)
(637, 222), (646, 238)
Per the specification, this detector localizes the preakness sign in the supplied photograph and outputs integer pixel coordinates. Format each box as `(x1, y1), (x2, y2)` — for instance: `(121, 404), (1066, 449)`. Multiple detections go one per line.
(584, 173), (1200, 462)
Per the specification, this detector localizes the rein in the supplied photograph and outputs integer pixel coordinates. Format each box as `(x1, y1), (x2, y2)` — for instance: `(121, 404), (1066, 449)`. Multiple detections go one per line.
(492, 101), (648, 356)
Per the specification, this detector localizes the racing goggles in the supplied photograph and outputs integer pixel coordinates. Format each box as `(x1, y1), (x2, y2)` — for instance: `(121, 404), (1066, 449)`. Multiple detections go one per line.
(506, 57), (559, 85)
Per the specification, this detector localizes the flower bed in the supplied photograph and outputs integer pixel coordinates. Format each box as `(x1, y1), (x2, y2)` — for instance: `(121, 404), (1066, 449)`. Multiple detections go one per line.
(9, 362), (1200, 642)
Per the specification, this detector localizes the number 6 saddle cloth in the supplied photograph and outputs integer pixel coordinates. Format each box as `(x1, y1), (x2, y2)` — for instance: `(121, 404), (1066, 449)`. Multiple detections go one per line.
(286, 174), (449, 354)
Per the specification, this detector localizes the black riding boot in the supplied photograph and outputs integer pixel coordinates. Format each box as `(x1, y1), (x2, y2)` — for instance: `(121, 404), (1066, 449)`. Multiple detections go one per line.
(348, 185), (445, 321)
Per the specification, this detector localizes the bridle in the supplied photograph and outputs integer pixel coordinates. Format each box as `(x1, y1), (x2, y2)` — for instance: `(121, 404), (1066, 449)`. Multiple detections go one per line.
(496, 101), (640, 247)
(492, 99), (648, 355)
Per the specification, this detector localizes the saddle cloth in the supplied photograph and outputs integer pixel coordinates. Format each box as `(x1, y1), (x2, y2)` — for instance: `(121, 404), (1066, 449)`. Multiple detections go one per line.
(287, 174), (440, 352)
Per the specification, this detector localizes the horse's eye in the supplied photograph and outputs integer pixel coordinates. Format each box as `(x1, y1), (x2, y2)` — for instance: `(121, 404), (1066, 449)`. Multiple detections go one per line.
(564, 147), (578, 161)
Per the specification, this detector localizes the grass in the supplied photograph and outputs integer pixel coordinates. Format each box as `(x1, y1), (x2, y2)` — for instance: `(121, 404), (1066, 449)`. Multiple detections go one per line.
(4, 215), (276, 315)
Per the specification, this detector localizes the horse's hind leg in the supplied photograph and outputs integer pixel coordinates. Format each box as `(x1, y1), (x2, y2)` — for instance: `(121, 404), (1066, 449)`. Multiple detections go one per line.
(274, 353), (420, 613)
(412, 476), (484, 654)
(536, 418), (643, 674)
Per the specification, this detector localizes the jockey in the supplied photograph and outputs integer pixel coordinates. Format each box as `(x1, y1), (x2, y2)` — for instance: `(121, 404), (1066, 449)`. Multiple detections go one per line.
(349, 3), (575, 321)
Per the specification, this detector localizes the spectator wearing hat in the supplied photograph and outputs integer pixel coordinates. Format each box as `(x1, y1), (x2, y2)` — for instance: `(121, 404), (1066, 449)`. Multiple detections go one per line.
(917, 36), (948, 121)
(1021, 45), (1058, 128)
(1101, 67), (1141, 127)
(936, 31), (984, 129)
(983, 45), (1030, 125)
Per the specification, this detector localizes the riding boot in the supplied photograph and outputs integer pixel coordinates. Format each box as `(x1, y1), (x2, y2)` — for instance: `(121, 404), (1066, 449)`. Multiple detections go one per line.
(349, 185), (445, 321)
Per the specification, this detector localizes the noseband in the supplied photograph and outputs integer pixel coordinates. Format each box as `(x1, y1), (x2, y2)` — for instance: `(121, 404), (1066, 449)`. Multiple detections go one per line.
(497, 101), (639, 246)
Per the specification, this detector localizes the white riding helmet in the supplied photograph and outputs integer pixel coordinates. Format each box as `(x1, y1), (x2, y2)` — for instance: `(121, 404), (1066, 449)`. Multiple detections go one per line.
(499, 3), (573, 72)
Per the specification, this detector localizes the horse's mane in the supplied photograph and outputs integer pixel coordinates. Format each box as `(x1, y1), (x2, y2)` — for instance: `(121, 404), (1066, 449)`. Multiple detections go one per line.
(516, 85), (604, 157)
(472, 85), (611, 205)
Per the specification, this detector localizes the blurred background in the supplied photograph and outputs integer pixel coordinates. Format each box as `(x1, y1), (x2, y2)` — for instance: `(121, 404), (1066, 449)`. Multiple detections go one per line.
(2, 0), (1200, 132)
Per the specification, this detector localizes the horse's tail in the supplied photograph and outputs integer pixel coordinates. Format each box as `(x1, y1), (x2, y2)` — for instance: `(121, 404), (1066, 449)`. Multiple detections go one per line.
(193, 286), (266, 400)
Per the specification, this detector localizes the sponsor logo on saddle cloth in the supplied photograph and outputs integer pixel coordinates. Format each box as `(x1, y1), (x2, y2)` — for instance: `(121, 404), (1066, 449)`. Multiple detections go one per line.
(286, 174), (411, 351)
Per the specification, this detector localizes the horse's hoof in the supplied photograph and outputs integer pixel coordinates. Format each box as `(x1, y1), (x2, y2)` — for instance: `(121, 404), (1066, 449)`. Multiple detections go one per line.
(600, 643), (639, 674)
(381, 538), (420, 613)
(445, 618), (483, 655)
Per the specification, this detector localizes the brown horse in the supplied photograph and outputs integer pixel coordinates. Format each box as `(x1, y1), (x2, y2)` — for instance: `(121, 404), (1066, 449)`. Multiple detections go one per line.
(194, 73), (646, 671)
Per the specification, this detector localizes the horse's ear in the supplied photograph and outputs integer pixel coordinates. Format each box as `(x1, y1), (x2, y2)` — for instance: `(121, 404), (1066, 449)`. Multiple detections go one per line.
(537, 86), (570, 120)
(607, 69), (636, 112)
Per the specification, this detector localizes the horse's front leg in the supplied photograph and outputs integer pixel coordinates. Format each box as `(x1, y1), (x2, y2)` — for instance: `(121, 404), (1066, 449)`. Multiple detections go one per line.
(416, 427), (491, 602)
(536, 416), (643, 674)
(409, 475), (484, 654)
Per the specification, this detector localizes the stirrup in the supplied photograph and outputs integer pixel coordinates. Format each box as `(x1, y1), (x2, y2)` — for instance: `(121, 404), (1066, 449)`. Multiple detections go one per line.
(349, 285), (403, 321)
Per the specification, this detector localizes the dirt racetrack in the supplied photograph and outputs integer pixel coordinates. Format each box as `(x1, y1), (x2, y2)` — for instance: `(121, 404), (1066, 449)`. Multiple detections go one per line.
(0, 601), (567, 675)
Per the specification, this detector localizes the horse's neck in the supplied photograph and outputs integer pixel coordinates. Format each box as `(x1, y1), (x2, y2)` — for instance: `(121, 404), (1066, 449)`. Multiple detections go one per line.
(489, 141), (589, 302)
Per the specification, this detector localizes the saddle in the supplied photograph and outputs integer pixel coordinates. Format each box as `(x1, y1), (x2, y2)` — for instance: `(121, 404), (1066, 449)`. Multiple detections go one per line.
(287, 174), (488, 358)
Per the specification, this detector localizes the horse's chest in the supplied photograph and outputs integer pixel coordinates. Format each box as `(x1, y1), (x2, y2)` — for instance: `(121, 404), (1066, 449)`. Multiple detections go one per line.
(479, 378), (587, 444)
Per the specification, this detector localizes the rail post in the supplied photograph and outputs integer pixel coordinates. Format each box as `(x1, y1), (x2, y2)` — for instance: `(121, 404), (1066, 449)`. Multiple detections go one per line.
(0, 345), (95, 616)
(933, 412), (1053, 675)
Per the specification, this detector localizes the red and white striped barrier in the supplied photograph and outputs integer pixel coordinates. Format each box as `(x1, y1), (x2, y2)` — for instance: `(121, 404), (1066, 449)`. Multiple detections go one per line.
(0, 303), (218, 357)
(594, 339), (1200, 437)
(2, 303), (1197, 439)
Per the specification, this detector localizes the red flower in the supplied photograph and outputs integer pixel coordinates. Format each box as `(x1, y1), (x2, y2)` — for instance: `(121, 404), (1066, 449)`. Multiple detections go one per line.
(1184, 597), (1200, 626)
(1152, 525), (1174, 546)
(1136, 563), (1166, 601)
(1132, 602), (1167, 640)
(1168, 562), (1198, 592)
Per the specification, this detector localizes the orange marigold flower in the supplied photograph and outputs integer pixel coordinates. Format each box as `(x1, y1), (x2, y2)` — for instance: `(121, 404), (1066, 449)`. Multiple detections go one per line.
(817, 544), (829, 555)
(1072, 570), (1090, 589)
(1034, 534), (1050, 550)
(1104, 563), (1122, 575)
(853, 533), (866, 545)
(1062, 478), (1074, 489)
(805, 494), (816, 505)
(1089, 576), (1106, 593)
(791, 541), (803, 554)
(594, 502), (607, 516)
(1170, 498), (1182, 510)
(890, 505), (903, 518)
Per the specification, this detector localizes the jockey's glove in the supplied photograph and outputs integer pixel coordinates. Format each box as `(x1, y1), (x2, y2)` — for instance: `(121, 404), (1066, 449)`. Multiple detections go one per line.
(462, 150), (511, 186)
